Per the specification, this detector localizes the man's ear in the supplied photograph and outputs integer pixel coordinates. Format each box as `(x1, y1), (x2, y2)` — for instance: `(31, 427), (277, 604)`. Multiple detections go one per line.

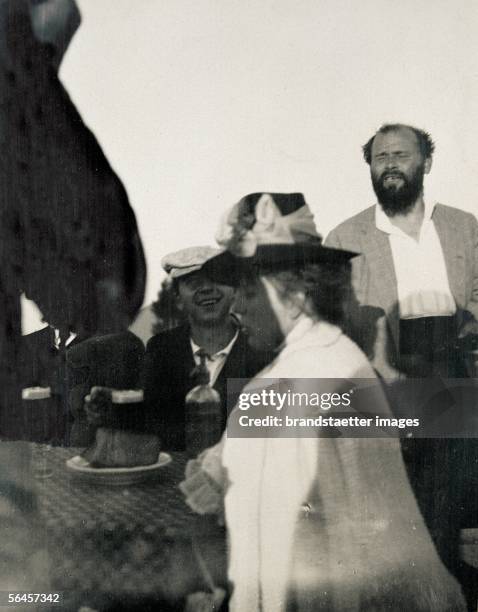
(424, 156), (432, 175)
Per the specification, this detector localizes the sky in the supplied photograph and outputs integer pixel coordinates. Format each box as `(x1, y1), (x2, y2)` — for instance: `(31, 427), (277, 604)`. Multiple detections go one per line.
(22, 0), (478, 331)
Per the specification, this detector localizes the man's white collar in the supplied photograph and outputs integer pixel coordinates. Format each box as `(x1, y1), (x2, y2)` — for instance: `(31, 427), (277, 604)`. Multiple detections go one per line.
(190, 329), (239, 359)
(375, 201), (436, 235)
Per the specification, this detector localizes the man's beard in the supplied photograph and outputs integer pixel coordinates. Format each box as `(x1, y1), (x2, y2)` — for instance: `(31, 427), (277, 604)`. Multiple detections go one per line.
(371, 164), (425, 216)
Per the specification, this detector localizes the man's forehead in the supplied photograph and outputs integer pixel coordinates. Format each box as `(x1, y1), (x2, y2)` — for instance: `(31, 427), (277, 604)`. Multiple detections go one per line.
(372, 127), (420, 152)
(178, 269), (207, 284)
(178, 269), (228, 286)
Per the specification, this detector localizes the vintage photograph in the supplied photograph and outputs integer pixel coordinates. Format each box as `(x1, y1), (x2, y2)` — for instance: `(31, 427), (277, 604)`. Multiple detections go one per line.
(1, 1), (478, 610)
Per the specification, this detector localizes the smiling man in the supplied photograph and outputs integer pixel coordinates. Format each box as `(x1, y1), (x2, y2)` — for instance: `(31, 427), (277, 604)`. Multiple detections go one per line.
(142, 246), (270, 450)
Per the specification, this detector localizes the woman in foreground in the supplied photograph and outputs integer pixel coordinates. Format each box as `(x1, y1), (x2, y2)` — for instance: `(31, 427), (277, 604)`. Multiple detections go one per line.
(183, 192), (465, 612)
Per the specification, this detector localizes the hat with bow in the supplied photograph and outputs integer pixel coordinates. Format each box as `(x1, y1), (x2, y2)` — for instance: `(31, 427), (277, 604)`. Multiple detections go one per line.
(202, 192), (356, 284)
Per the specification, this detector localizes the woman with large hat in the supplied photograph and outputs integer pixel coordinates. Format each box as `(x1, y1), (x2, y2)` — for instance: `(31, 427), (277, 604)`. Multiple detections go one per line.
(183, 193), (465, 612)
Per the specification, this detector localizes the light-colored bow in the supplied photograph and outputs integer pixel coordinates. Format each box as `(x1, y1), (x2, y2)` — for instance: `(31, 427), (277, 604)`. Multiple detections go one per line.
(216, 194), (318, 257)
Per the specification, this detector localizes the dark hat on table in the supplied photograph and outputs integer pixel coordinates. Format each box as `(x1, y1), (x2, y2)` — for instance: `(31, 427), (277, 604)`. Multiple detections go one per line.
(161, 246), (222, 280)
(202, 192), (357, 284)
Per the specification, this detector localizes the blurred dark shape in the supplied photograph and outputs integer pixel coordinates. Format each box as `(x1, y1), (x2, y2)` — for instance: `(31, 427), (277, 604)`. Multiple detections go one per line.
(1, 329), (145, 445)
(28, 0), (81, 69)
(10, 326), (88, 444)
(67, 331), (145, 446)
(152, 277), (187, 335)
(0, 0), (146, 406)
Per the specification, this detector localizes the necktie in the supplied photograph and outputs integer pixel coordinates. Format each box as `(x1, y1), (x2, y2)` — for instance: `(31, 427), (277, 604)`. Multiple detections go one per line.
(186, 349), (222, 454)
(192, 349), (210, 385)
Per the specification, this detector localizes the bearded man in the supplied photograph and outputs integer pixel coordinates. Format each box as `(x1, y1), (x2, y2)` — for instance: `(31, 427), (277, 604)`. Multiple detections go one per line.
(326, 123), (478, 610)
(326, 123), (478, 378)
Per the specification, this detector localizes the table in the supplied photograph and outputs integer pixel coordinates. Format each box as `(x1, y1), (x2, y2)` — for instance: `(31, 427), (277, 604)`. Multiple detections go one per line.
(33, 446), (227, 611)
(4, 442), (478, 611)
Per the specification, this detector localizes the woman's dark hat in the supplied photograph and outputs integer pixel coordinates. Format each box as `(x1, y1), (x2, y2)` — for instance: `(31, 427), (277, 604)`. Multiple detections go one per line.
(203, 192), (357, 284)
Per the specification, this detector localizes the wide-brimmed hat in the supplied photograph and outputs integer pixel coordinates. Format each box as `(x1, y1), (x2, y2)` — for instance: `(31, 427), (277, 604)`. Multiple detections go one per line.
(202, 193), (357, 284)
(161, 246), (222, 279)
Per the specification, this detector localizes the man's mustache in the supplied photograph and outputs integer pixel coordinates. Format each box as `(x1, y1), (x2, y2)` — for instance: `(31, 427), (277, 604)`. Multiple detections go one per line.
(380, 171), (407, 181)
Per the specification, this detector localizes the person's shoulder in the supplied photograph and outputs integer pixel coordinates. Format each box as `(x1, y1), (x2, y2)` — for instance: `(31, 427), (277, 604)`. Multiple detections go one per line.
(326, 206), (376, 249)
(329, 205), (376, 234)
(110, 331), (145, 361)
(101, 330), (145, 351)
(434, 203), (478, 224)
(146, 325), (190, 352)
(332, 329), (377, 376)
(273, 323), (376, 379)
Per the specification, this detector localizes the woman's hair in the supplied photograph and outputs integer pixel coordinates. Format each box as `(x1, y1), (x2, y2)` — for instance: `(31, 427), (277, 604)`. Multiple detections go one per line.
(262, 261), (353, 326)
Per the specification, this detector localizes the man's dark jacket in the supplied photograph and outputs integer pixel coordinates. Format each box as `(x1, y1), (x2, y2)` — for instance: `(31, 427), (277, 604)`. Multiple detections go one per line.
(142, 325), (271, 450)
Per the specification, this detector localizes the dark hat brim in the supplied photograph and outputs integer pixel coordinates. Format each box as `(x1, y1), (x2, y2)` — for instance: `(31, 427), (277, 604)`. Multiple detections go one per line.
(203, 244), (358, 286)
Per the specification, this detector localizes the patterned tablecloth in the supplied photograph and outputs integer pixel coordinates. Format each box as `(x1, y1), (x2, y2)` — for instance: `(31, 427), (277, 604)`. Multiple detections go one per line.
(32, 446), (227, 610)
(26, 444), (478, 611)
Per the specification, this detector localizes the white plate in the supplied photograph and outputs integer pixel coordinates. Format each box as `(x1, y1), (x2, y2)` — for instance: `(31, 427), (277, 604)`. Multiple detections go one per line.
(66, 452), (172, 485)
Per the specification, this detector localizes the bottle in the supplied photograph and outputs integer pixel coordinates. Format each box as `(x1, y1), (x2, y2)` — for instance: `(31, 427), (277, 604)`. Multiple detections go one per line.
(185, 351), (222, 456)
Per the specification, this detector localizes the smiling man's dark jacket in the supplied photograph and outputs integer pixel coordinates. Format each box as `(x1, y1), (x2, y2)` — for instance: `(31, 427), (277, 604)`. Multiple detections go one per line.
(141, 324), (271, 450)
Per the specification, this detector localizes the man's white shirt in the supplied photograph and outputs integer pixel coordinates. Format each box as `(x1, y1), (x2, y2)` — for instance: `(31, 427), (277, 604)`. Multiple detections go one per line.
(375, 201), (456, 319)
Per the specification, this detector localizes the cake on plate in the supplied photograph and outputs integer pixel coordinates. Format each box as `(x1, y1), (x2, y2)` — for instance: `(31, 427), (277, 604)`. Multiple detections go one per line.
(81, 388), (160, 468)
(82, 429), (160, 468)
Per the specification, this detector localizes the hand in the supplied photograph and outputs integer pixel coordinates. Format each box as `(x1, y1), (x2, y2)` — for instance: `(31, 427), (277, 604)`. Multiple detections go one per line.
(185, 458), (203, 480)
(68, 383), (90, 418)
(84, 386), (113, 427)
(184, 588), (226, 612)
(195, 441), (227, 487)
(179, 464), (224, 518)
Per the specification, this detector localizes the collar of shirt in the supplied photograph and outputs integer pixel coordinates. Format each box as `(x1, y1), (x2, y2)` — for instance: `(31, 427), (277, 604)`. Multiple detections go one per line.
(190, 330), (239, 362)
(375, 201), (436, 239)
(190, 330), (239, 387)
(52, 328), (77, 350)
(282, 314), (315, 349)
(374, 201), (456, 318)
